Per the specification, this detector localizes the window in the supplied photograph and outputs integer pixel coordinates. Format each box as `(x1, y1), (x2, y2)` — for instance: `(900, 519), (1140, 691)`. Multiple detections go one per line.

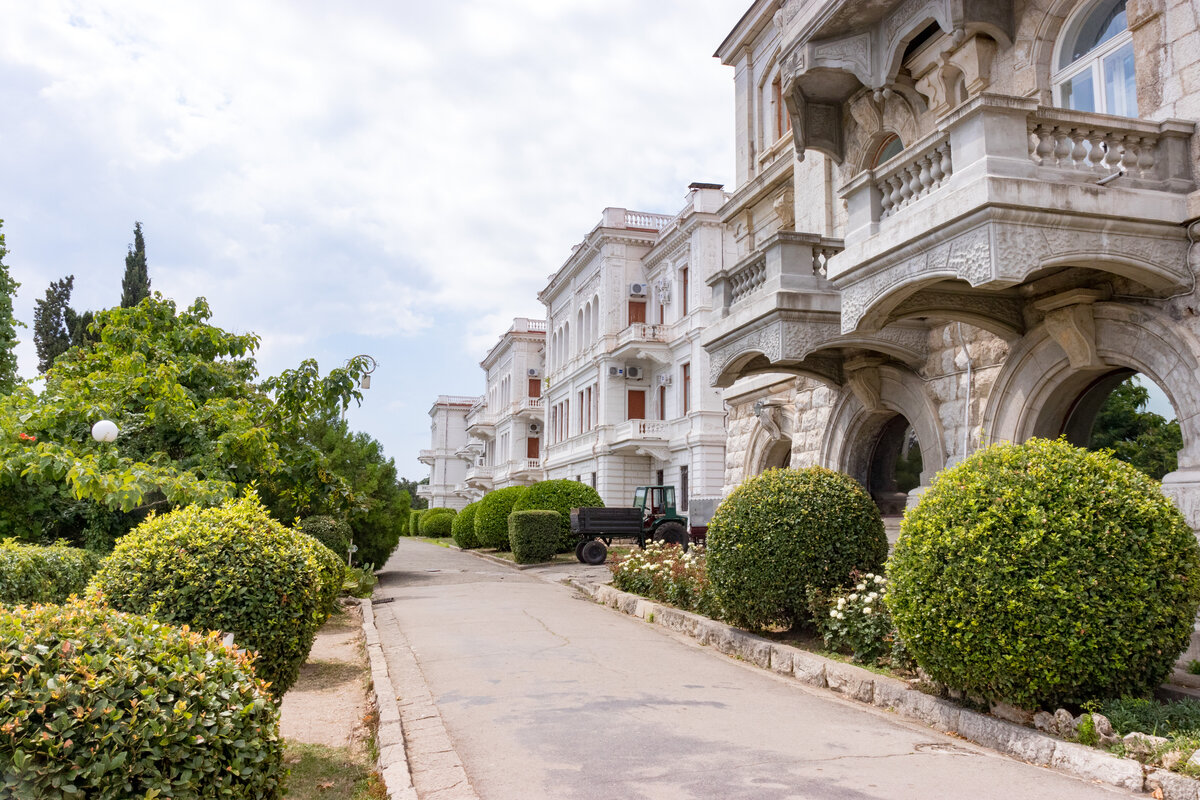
(658, 385), (667, 421)
(680, 465), (689, 512)
(681, 363), (691, 415)
(680, 267), (689, 317)
(771, 76), (792, 141)
(872, 134), (904, 168)
(629, 300), (646, 325)
(1054, 0), (1136, 116)
(628, 389), (646, 420)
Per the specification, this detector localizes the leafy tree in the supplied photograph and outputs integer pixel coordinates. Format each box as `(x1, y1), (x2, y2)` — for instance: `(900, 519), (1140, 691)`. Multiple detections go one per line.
(33, 275), (78, 373)
(0, 221), (21, 393)
(398, 476), (429, 509)
(1088, 376), (1182, 480)
(120, 221), (151, 308)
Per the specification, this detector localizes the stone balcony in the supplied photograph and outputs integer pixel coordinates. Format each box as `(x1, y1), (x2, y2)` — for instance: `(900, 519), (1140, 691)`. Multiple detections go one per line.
(512, 396), (543, 421)
(833, 95), (1195, 334)
(606, 420), (671, 460)
(465, 403), (496, 440)
(417, 449), (436, 466)
(609, 323), (670, 365)
(463, 463), (493, 492)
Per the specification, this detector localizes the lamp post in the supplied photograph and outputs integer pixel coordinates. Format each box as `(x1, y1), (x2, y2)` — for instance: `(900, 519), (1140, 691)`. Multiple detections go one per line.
(349, 354), (378, 390)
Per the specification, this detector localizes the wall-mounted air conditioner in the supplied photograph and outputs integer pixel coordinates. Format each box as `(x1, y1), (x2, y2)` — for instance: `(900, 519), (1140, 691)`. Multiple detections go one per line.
(608, 366), (625, 378)
(657, 374), (673, 386)
(626, 366), (644, 380)
(529, 422), (541, 435)
(527, 368), (541, 378)
(629, 282), (647, 297)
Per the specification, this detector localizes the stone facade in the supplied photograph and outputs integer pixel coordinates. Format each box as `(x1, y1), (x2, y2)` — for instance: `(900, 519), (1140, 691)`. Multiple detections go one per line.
(707, 0), (1200, 539)
(417, 396), (479, 511)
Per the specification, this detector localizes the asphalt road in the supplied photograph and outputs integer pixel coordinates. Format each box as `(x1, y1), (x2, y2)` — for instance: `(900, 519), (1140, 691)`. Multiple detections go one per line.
(373, 539), (1130, 800)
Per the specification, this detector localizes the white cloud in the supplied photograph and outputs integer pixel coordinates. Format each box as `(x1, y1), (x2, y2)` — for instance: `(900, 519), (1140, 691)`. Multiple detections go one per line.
(0, 0), (742, 472)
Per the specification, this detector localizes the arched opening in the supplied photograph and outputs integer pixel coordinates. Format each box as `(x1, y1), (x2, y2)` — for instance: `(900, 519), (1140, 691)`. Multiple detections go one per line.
(1053, 0), (1136, 116)
(762, 438), (792, 471)
(867, 413), (923, 516)
(1059, 370), (1182, 480)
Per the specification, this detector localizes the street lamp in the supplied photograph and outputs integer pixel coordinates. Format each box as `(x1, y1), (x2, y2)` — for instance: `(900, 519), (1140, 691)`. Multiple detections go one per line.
(349, 354), (378, 390)
(91, 419), (119, 443)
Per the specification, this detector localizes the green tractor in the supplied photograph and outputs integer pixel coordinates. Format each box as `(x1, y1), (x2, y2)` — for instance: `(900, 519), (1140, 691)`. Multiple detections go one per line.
(570, 485), (692, 565)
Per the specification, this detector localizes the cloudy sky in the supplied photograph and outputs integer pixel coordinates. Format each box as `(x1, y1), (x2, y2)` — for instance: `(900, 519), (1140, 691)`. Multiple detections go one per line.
(0, 1), (744, 478)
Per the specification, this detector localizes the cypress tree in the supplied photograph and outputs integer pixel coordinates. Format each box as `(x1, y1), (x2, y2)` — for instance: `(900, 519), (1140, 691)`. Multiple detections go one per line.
(33, 276), (77, 373)
(120, 221), (150, 308)
(0, 221), (21, 393)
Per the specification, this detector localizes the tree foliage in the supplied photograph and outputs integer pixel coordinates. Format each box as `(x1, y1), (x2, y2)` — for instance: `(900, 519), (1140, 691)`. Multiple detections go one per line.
(0, 221), (21, 394)
(1089, 376), (1182, 480)
(120, 221), (151, 308)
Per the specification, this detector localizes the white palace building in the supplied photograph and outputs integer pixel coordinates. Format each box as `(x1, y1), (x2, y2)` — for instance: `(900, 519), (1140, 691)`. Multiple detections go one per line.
(421, 0), (1200, 555)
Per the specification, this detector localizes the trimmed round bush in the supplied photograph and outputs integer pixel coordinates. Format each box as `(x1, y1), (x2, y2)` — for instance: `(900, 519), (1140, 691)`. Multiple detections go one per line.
(407, 509), (421, 536)
(90, 494), (340, 698)
(888, 438), (1200, 708)
(511, 480), (603, 553)
(0, 597), (283, 799)
(509, 510), (560, 564)
(475, 487), (528, 550)
(0, 540), (101, 605)
(707, 466), (887, 631)
(451, 502), (481, 549)
(419, 508), (456, 537)
(299, 515), (352, 561)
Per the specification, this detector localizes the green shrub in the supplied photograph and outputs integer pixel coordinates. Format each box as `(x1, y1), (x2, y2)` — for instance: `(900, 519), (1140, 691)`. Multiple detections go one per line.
(508, 510), (560, 564)
(89, 494), (340, 699)
(809, 571), (895, 666)
(0, 597), (283, 799)
(511, 480), (603, 553)
(299, 515), (352, 561)
(474, 487), (528, 550)
(707, 466), (887, 632)
(419, 508), (456, 537)
(451, 502), (481, 549)
(0, 540), (101, 606)
(887, 438), (1200, 708)
(407, 509), (421, 536)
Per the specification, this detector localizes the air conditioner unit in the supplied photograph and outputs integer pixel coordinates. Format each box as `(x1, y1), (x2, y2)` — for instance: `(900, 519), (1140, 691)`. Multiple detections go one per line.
(629, 282), (648, 297)
(529, 422), (541, 435)
(527, 368), (541, 378)
(608, 366), (625, 378)
(657, 374), (673, 386)
(626, 366), (644, 380)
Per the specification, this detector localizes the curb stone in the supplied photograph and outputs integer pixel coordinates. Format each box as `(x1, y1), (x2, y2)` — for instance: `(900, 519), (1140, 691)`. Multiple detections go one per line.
(360, 598), (418, 800)
(446, 544), (550, 570)
(569, 578), (1198, 799)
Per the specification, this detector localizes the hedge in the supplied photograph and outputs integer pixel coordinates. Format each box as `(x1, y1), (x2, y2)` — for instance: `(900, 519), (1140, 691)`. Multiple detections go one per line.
(0, 598), (283, 799)
(298, 515), (352, 561)
(89, 494), (341, 699)
(509, 510), (560, 564)
(511, 480), (603, 553)
(0, 540), (101, 606)
(451, 502), (481, 549)
(707, 467), (887, 631)
(888, 438), (1200, 708)
(419, 508), (456, 537)
(474, 487), (528, 550)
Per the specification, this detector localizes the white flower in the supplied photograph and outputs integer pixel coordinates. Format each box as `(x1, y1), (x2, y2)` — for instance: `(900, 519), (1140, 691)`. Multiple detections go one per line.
(830, 609), (839, 618)
(867, 592), (878, 601)
(848, 593), (858, 602)
(835, 611), (844, 619)
(836, 597), (846, 609)
(874, 575), (886, 584)
(856, 583), (866, 591)
(862, 606), (873, 615)
(865, 573), (875, 580)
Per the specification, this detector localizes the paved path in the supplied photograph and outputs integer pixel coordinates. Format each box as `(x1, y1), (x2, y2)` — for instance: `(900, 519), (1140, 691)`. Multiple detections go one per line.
(374, 539), (1130, 800)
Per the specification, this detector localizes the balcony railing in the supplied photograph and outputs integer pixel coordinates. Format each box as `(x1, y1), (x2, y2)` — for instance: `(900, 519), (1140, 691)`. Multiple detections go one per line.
(514, 397), (544, 415)
(709, 232), (843, 318)
(624, 211), (674, 232)
(513, 458), (542, 472)
(612, 419), (669, 441)
(615, 323), (666, 348)
(417, 449), (436, 465)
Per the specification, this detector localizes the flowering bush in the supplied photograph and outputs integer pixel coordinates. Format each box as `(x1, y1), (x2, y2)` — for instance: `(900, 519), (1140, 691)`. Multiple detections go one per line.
(811, 571), (897, 665)
(609, 541), (719, 617)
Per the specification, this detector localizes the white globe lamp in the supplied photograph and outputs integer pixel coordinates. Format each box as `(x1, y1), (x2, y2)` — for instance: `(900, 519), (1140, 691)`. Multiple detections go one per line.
(91, 419), (119, 443)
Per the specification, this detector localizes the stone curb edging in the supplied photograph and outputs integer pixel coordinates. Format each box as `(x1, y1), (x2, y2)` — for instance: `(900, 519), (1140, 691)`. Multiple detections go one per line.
(360, 598), (418, 800)
(569, 579), (1200, 800)
(448, 545), (547, 570)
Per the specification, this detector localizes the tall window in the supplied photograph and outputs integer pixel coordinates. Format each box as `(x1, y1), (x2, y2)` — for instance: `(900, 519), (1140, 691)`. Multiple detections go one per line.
(658, 385), (667, 421)
(1054, 0), (1136, 116)
(681, 363), (691, 415)
(680, 267), (689, 317)
(771, 75), (792, 141)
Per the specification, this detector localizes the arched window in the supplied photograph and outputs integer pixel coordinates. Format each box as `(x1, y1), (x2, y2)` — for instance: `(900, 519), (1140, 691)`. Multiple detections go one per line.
(1053, 0), (1136, 116)
(871, 134), (904, 168)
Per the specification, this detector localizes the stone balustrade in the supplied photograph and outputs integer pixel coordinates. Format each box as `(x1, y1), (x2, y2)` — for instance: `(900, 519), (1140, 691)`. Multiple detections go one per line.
(624, 211), (674, 231)
(876, 133), (952, 220)
(708, 231), (843, 319)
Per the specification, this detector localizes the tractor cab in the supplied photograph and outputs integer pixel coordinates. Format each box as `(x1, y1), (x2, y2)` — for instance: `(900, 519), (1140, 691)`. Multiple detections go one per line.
(633, 485), (678, 530)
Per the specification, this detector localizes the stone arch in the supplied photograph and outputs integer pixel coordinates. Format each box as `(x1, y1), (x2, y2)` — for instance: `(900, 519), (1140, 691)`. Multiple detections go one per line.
(982, 302), (1200, 466)
(844, 90), (923, 178)
(1025, 0), (1100, 105)
(745, 401), (796, 477)
(821, 364), (948, 494)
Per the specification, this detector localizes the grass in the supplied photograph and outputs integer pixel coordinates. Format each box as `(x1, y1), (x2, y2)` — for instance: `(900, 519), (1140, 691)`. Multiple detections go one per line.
(418, 537), (453, 548)
(283, 741), (385, 800)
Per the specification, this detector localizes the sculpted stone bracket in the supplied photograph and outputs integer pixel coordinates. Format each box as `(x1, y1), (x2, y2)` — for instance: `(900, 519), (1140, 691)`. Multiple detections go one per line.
(837, 219), (1191, 334)
(1033, 289), (1109, 370)
(775, 0), (1013, 161)
(634, 444), (670, 462)
(753, 398), (788, 441)
(844, 356), (885, 411)
(705, 314), (929, 387)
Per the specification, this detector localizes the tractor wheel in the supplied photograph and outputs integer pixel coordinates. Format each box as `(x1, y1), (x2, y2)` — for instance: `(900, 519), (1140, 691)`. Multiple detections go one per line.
(656, 522), (689, 551)
(580, 539), (608, 565)
(574, 539), (589, 563)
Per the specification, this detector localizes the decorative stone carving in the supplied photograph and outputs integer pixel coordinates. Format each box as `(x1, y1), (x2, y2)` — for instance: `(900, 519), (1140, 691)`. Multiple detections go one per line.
(946, 34), (996, 96)
(1033, 289), (1109, 370)
(844, 357), (883, 411)
(753, 398), (787, 441)
(888, 290), (1024, 337)
(774, 186), (795, 231)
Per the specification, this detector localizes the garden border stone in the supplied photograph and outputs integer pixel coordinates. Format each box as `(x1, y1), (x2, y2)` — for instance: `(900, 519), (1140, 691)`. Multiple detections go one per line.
(569, 578), (1200, 800)
(360, 598), (418, 800)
